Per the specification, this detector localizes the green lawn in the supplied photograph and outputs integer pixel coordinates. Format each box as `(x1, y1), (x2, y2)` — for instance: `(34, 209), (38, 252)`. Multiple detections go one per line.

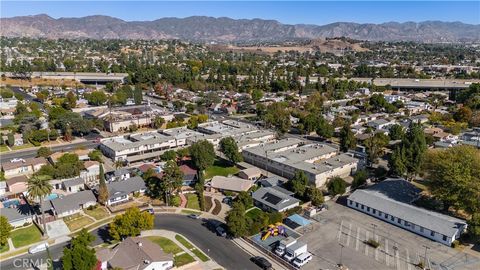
(204, 159), (240, 179)
(191, 248), (209, 262)
(180, 209), (201, 215)
(0, 145), (9, 152)
(185, 193), (200, 210)
(64, 215), (94, 232)
(11, 143), (34, 151)
(0, 244), (9, 253)
(147, 236), (183, 254)
(175, 235), (194, 249)
(174, 253), (195, 267)
(10, 225), (42, 248)
(246, 207), (263, 219)
(84, 207), (110, 220)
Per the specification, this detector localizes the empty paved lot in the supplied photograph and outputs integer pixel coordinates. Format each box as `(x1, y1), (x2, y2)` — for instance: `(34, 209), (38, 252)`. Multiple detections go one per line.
(301, 200), (480, 270)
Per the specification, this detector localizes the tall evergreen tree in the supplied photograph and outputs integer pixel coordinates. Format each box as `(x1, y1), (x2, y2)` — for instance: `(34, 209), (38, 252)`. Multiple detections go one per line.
(339, 123), (356, 152)
(98, 164), (109, 205)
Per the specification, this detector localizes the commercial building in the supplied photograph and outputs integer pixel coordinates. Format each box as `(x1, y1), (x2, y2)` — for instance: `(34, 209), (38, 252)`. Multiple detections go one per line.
(242, 138), (359, 187)
(347, 179), (467, 246)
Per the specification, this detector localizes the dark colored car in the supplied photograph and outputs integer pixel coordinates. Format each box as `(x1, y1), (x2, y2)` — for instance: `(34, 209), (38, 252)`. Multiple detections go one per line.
(251, 256), (272, 270)
(215, 225), (227, 237)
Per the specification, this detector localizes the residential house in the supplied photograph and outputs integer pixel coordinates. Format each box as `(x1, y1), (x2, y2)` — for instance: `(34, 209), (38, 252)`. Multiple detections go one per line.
(5, 175), (29, 194)
(1, 157), (47, 178)
(0, 181), (6, 195)
(13, 134), (23, 146)
(252, 186), (300, 212)
(96, 237), (174, 270)
(367, 119), (395, 130)
(43, 190), (96, 218)
(208, 176), (253, 193)
(104, 176), (146, 206)
(106, 168), (131, 182)
(2, 205), (34, 227)
(62, 177), (85, 193)
(81, 161), (100, 188)
(347, 178), (467, 246)
(179, 164), (198, 186)
(237, 167), (262, 181)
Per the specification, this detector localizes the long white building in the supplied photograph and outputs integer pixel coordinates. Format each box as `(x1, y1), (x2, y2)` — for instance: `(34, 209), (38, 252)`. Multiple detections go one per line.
(242, 138), (359, 187)
(347, 179), (467, 246)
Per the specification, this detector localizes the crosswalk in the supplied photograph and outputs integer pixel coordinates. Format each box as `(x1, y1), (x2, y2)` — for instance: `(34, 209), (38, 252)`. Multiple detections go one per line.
(337, 220), (435, 270)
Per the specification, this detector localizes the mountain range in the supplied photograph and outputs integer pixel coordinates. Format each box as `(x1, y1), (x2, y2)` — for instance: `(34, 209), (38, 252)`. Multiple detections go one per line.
(1, 14), (479, 43)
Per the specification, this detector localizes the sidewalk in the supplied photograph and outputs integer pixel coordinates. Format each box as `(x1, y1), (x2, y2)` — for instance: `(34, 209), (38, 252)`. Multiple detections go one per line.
(141, 229), (223, 270)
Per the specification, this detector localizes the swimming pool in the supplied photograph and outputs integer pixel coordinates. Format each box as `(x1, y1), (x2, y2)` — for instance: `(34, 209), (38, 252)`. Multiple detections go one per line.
(46, 193), (59, 201)
(2, 199), (20, 208)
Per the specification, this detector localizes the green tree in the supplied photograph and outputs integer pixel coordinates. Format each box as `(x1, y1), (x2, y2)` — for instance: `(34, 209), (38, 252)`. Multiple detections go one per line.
(423, 145), (480, 213)
(389, 124), (405, 140)
(394, 123), (427, 180)
(88, 150), (103, 162)
(289, 171), (309, 198)
(467, 213), (480, 243)
(85, 91), (107, 106)
(327, 177), (347, 196)
(37, 147), (52, 158)
(251, 89), (264, 102)
(219, 137), (242, 164)
(6, 133), (14, 147)
(364, 133), (389, 165)
(316, 116), (334, 138)
(226, 202), (247, 237)
(0, 215), (12, 247)
(152, 116), (166, 129)
(264, 102), (291, 135)
(27, 176), (53, 235)
(160, 150), (177, 161)
(109, 208), (154, 241)
(190, 140), (215, 172)
(339, 123), (356, 152)
(146, 161), (183, 205)
(351, 170), (368, 189)
(453, 107), (473, 123)
(389, 145), (407, 177)
(61, 229), (97, 270)
(235, 191), (253, 208)
(305, 186), (324, 206)
(98, 164), (109, 205)
(64, 91), (77, 109)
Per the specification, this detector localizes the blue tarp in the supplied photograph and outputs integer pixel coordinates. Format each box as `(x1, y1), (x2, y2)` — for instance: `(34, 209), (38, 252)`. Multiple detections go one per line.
(287, 214), (311, 227)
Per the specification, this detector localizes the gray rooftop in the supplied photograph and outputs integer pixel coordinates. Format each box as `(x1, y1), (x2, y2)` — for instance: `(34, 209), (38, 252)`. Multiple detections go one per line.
(50, 190), (96, 214)
(348, 179), (466, 237)
(62, 177), (85, 188)
(252, 186), (300, 211)
(106, 176), (146, 200)
(1, 205), (34, 222)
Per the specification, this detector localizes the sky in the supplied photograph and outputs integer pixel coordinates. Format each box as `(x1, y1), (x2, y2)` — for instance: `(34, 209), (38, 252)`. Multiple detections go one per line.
(1, 1), (479, 25)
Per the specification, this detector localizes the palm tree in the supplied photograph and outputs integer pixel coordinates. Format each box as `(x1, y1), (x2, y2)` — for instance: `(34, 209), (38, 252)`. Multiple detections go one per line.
(27, 176), (53, 236)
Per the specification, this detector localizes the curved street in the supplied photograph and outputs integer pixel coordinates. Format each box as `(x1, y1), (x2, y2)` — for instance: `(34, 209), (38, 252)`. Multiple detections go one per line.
(0, 214), (257, 270)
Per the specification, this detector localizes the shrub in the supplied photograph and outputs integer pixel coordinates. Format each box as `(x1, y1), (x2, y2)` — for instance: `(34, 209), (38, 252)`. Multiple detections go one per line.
(327, 177), (347, 196)
(170, 196), (181, 207)
(451, 240), (460, 248)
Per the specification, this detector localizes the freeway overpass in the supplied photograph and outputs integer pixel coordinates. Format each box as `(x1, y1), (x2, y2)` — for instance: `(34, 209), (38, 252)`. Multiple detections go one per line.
(1, 72), (128, 84)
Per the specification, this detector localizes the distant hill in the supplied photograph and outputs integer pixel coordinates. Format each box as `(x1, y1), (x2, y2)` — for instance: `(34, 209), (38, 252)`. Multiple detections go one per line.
(1, 14), (479, 43)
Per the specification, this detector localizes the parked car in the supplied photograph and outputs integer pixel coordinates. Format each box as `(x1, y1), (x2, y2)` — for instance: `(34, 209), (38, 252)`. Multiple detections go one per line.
(251, 256), (272, 270)
(292, 252), (312, 268)
(29, 243), (49, 254)
(187, 214), (200, 219)
(216, 225), (227, 237)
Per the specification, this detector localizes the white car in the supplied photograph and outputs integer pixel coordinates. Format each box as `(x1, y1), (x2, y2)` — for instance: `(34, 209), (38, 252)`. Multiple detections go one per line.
(292, 252), (312, 268)
(29, 243), (49, 254)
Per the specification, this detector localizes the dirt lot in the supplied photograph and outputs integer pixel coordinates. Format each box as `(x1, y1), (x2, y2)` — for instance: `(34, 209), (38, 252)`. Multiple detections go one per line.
(0, 77), (83, 88)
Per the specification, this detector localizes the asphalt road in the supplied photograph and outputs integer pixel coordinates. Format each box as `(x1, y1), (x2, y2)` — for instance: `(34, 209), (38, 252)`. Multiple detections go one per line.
(0, 141), (99, 163)
(0, 214), (257, 270)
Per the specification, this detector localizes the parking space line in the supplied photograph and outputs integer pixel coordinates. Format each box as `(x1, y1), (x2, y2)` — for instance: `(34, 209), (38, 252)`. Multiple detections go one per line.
(406, 248), (412, 270)
(346, 223), (352, 247)
(355, 226), (360, 251)
(395, 250), (400, 270)
(337, 220), (343, 242)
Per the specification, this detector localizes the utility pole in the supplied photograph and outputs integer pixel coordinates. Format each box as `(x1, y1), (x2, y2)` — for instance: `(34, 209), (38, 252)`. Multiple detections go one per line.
(371, 223), (378, 239)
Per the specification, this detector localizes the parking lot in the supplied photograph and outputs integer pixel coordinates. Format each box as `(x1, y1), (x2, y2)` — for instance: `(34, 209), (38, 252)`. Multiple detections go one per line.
(300, 200), (480, 270)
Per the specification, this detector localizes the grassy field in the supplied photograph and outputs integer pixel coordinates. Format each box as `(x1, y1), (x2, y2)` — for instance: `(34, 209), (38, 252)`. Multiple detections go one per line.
(175, 235), (194, 249)
(174, 253), (195, 267)
(10, 225), (42, 248)
(1, 77), (83, 88)
(204, 159), (239, 179)
(11, 143), (34, 151)
(0, 145), (9, 152)
(185, 193), (200, 210)
(180, 209), (201, 215)
(0, 244), (9, 253)
(84, 207), (110, 220)
(147, 236), (183, 254)
(191, 248), (209, 262)
(64, 215), (94, 232)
